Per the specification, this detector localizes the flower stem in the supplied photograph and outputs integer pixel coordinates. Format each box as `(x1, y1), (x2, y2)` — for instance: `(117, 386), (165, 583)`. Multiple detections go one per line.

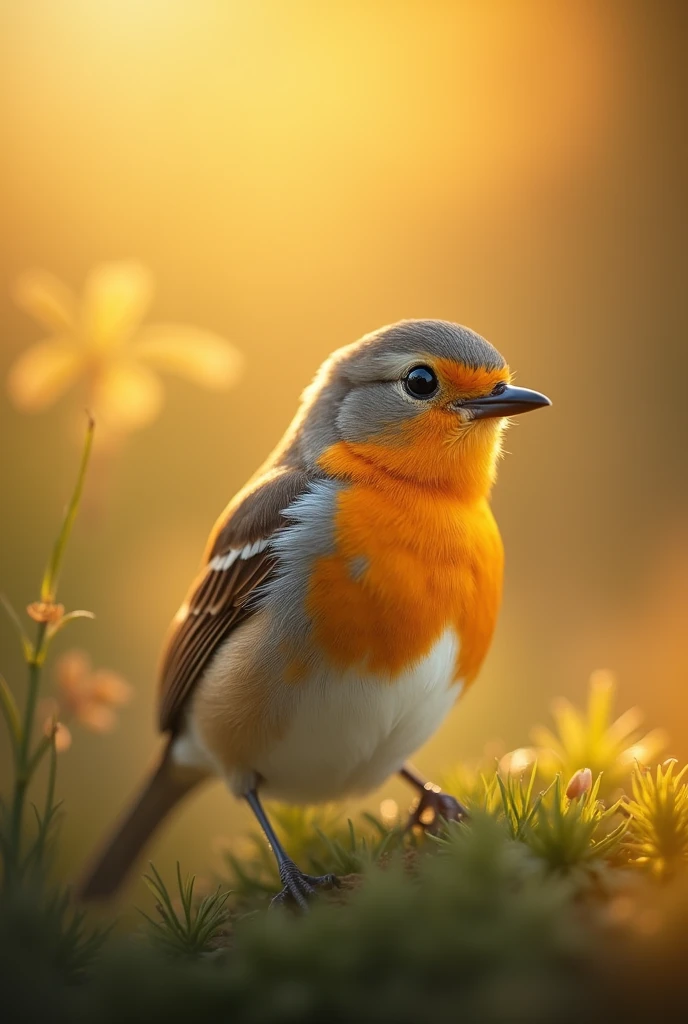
(3, 418), (95, 891)
(0, 674), (21, 755)
(40, 413), (94, 603)
(5, 624), (47, 886)
(33, 729), (59, 870)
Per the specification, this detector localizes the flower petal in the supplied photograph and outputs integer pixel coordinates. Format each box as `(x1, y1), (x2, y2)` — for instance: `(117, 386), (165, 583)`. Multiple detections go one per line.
(55, 722), (73, 752)
(77, 701), (117, 733)
(55, 649), (91, 705)
(13, 270), (76, 332)
(135, 325), (244, 390)
(27, 601), (64, 625)
(81, 262), (153, 351)
(92, 360), (163, 432)
(90, 670), (132, 707)
(7, 340), (83, 411)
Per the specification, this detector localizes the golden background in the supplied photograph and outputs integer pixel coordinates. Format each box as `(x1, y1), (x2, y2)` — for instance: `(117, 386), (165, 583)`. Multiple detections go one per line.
(1, 0), (686, 899)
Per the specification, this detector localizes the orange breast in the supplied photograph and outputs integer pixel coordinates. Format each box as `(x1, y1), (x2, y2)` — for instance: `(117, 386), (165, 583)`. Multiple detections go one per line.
(307, 443), (504, 685)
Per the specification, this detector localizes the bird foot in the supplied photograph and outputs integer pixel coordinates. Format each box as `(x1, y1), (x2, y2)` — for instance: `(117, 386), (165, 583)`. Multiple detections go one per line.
(408, 783), (468, 833)
(270, 859), (340, 911)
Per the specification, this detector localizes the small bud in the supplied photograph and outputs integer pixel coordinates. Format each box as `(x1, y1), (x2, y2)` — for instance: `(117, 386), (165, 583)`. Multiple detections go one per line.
(43, 717), (72, 752)
(566, 767), (593, 800)
(27, 601), (64, 625)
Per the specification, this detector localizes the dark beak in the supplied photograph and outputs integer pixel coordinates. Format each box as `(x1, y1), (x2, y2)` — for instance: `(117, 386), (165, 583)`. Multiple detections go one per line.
(459, 384), (551, 420)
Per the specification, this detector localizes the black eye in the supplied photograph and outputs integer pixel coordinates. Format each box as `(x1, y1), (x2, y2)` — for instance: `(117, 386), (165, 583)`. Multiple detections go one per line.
(404, 365), (438, 399)
(491, 381), (508, 396)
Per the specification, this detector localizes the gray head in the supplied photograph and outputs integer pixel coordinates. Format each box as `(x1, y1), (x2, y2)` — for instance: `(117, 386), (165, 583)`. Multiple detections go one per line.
(276, 319), (552, 491)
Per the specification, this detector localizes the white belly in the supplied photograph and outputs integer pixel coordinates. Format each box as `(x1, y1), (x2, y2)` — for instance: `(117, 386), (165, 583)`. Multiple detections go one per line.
(253, 629), (462, 804)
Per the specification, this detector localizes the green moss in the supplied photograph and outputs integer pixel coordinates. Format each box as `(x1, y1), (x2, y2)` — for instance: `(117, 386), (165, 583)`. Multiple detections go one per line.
(4, 812), (688, 1024)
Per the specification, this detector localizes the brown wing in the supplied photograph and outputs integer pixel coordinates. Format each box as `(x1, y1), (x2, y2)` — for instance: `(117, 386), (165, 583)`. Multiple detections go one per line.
(158, 468), (310, 733)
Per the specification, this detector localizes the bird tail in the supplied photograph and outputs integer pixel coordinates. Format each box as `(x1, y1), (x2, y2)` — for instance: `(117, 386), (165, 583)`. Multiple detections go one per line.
(76, 743), (207, 902)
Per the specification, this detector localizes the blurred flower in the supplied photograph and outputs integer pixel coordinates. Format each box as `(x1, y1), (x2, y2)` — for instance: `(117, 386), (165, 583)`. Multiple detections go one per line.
(8, 262), (243, 436)
(566, 767), (593, 800)
(532, 670), (667, 796)
(55, 649), (132, 732)
(623, 760), (688, 879)
(27, 601), (64, 625)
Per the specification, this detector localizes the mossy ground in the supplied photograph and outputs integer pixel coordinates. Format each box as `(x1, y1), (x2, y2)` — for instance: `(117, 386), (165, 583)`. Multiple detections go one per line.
(3, 807), (688, 1024)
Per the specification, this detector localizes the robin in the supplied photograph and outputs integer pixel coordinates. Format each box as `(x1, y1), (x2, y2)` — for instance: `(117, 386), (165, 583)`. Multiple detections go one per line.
(78, 319), (550, 907)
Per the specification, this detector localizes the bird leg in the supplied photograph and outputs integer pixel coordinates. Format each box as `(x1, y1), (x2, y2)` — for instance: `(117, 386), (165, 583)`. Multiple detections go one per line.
(244, 789), (339, 911)
(399, 764), (468, 831)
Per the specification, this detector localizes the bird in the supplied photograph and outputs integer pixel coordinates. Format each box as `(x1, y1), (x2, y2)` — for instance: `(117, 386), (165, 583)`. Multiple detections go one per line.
(77, 318), (550, 908)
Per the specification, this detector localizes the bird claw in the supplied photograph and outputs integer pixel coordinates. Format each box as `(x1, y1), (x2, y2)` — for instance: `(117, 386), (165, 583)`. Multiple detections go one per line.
(407, 783), (468, 833)
(270, 860), (340, 911)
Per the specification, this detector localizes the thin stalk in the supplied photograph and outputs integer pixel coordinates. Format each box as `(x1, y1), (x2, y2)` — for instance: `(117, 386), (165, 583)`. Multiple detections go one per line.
(6, 624), (47, 884)
(0, 674), (21, 757)
(41, 414), (94, 603)
(3, 416), (95, 889)
(37, 731), (59, 867)
(26, 732), (53, 782)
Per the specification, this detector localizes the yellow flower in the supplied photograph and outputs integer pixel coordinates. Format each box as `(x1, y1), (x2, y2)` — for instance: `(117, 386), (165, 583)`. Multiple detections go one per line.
(531, 670), (667, 796)
(55, 649), (132, 733)
(8, 262), (243, 435)
(623, 760), (688, 878)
